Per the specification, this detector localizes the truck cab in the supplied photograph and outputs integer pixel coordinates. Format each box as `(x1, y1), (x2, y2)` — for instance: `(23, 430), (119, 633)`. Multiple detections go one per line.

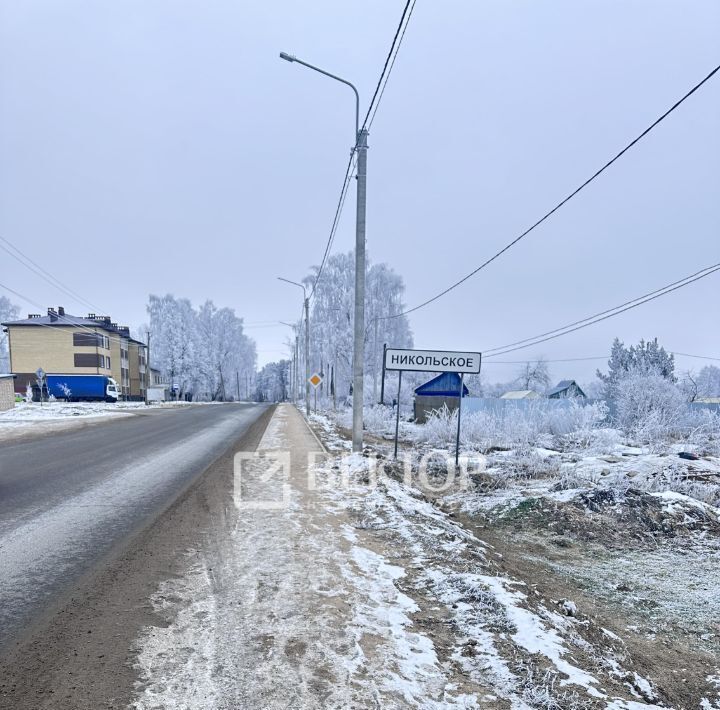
(106, 378), (120, 401)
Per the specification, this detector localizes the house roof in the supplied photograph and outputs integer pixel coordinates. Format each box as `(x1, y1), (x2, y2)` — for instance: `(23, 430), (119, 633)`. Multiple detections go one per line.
(3, 314), (103, 328)
(414, 372), (469, 397)
(2, 311), (146, 345)
(546, 379), (586, 397)
(500, 389), (541, 399)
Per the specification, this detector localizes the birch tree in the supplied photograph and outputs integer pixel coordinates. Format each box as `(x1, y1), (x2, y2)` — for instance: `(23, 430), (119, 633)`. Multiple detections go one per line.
(0, 296), (20, 371)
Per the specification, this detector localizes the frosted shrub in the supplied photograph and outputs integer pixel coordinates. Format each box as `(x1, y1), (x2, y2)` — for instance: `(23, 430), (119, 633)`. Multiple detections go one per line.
(416, 401), (607, 452)
(629, 463), (720, 507)
(686, 408), (720, 456)
(615, 370), (703, 450)
(362, 404), (396, 435)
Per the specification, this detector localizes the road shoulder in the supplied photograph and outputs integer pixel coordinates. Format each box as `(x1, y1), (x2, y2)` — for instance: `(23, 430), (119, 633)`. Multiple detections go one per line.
(0, 404), (274, 710)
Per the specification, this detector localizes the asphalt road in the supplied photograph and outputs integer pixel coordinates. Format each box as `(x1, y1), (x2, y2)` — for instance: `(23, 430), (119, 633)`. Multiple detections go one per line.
(0, 403), (269, 649)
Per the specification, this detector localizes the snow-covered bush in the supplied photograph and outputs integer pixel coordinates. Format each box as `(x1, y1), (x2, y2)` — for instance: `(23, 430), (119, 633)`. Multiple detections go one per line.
(625, 463), (720, 508)
(685, 408), (720, 457)
(615, 370), (689, 448)
(415, 400), (608, 452)
(362, 404), (396, 435)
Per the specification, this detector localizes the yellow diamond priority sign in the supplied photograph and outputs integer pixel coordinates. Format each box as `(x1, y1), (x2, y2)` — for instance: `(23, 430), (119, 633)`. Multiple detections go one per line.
(308, 373), (323, 389)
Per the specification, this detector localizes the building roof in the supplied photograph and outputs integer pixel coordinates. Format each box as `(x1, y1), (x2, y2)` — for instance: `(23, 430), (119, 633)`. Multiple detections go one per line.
(500, 389), (541, 400)
(0, 373), (17, 379)
(414, 372), (469, 397)
(546, 379), (586, 397)
(2, 309), (146, 345)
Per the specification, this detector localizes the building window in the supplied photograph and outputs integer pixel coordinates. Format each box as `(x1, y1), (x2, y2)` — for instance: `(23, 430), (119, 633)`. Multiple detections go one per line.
(73, 332), (103, 347)
(74, 353), (102, 368)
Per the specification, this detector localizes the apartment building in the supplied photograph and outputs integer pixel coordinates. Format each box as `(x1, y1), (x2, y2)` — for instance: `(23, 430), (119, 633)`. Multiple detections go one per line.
(2, 307), (147, 400)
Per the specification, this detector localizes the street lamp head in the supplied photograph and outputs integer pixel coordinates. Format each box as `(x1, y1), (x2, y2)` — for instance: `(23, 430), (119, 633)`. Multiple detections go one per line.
(279, 52), (296, 63)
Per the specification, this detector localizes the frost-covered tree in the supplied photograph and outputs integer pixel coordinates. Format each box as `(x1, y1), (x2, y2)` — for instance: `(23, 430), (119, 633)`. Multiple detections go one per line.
(297, 251), (413, 407)
(147, 294), (256, 400)
(615, 367), (687, 441)
(0, 296), (20, 371)
(147, 295), (198, 397)
(597, 337), (675, 403)
(696, 365), (720, 399)
(514, 358), (551, 392)
(254, 360), (291, 402)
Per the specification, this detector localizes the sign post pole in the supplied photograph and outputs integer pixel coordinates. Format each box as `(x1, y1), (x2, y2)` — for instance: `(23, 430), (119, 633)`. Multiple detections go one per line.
(394, 370), (403, 460)
(455, 372), (464, 467)
(380, 343), (387, 405)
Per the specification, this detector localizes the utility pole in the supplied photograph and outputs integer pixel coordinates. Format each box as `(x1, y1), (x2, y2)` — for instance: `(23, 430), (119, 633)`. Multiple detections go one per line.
(236, 371), (241, 401)
(278, 278), (310, 416)
(372, 317), (379, 404)
(303, 295), (310, 416)
(145, 331), (150, 406)
(278, 51), (365, 446)
(352, 128), (368, 452)
(380, 343), (387, 405)
(295, 335), (299, 402)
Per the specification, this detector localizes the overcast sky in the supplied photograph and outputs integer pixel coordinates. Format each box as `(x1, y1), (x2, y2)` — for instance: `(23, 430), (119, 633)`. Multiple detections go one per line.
(1, 0), (718, 386)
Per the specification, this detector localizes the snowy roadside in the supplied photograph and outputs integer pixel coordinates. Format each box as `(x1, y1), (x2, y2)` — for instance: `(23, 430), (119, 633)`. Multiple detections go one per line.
(0, 401), (215, 442)
(305, 410), (720, 709)
(129, 404), (719, 708)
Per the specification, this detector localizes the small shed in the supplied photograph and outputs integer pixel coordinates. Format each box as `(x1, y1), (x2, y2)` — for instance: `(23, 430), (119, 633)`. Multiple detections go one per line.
(413, 372), (469, 423)
(547, 380), (587, 399)
(500, 389), (541, 400)
(0, 374), (17, 411)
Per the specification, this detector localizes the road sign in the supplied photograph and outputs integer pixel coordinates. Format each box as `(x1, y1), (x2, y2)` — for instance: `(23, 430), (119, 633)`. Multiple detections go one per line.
(308, 373), (323, 389)
(384, 348), (481, 374)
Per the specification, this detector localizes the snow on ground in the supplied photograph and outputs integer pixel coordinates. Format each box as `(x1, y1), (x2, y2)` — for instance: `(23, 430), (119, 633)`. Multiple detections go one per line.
(0, 400), (221, 441)
(0, 400), (203, 423)
(131, 406), (720, 707)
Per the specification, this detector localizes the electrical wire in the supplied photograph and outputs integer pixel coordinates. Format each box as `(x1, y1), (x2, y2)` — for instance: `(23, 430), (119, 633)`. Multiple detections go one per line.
(366, 0), (417, 131)
(309, 151), (357, 298)
(0, 281), (142, 347)
(361, 0), (416, 131)
(671, 351), (720, 362)
(483, 263), (720, 354)
(309, 0), (417, 299)
(483, 263), (720, 358)
(383, 62), (720, 320)
(0, 235), (105, 314)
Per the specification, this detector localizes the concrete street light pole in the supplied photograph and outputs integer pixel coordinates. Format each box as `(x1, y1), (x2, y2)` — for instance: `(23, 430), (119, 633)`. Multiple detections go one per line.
(278, 278), (310, 416)
(279, 51), (366, 452)
(279, 321), (299, 404)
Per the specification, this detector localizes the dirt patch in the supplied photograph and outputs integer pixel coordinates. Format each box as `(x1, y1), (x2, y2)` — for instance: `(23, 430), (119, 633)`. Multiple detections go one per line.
(450, 503), (720, 709)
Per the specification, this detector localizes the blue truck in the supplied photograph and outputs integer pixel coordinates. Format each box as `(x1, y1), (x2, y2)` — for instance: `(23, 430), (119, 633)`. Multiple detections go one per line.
(42, 374), (120, 403)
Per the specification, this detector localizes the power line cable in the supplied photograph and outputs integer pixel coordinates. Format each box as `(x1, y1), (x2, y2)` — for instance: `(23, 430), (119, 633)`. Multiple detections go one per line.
(0, 235), (105, 314)
(309, 152), (357, 298)
(366, 0), (417, 131)
(383, 62), (720, 320)
(309, 0), (417, 298)
(360, 0), (414, 131)
(671, 351), (720, 362)
(484, 263), (720, 354)
(0, 281), (142, 347)
(484, 263), (720, 358)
